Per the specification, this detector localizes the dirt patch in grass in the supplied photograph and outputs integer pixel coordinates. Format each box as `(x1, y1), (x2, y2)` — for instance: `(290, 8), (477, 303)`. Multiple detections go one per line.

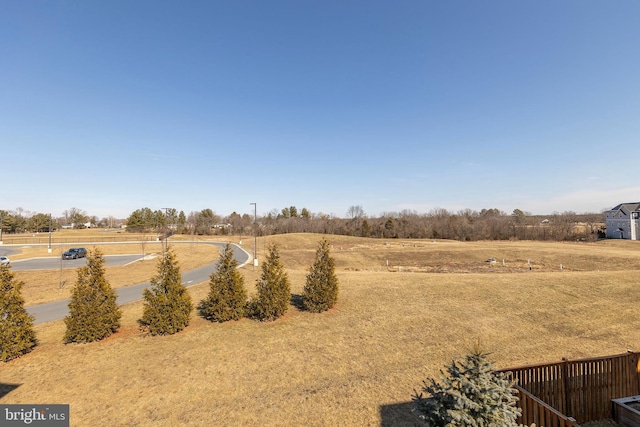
(2, 234), (640, 426)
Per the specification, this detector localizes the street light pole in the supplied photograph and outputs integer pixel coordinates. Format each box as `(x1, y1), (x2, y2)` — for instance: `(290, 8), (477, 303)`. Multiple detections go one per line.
(162, 207), (170, 253)
(250, 202), (257, 268)
(48, 213), (52, 253)
(0, 211), (3, 245)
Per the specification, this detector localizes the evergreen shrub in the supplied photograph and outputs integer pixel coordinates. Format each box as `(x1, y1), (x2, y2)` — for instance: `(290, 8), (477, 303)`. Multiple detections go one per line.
(250, 243), (290, 321)
(413, 343), (522, 426)
(139, 248), (193, 335)
(64, 249), (121, 344)
(302, 239), (338, 312)
(198, 243), (247, 322)
(0, 265), (37, 361)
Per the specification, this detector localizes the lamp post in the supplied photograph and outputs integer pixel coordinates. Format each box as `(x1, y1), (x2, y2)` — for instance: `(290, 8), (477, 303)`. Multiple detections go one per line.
(0, 211), (3, 245)
(48, 213), (52, 253)
(161, 207), (170, 253)
(250, 202), (257, 268)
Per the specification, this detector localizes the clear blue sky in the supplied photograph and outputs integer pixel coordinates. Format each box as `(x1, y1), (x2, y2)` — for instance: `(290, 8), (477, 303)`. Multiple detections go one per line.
(2, 1), (639, 219)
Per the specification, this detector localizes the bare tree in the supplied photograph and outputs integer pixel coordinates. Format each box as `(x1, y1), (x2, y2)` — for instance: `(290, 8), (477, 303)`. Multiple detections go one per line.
(63, 207), (88, 228)
(347, 205), (365, 220)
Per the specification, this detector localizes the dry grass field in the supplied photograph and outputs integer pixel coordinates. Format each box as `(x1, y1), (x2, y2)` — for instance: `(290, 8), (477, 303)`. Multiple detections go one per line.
(2, 232), (640, 426)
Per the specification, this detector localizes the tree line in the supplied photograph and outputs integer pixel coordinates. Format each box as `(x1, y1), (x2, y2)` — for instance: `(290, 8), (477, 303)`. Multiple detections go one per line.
(125, 205), (605, 242)
(0, 204), (606, 242)
(0, 207), (117, 233)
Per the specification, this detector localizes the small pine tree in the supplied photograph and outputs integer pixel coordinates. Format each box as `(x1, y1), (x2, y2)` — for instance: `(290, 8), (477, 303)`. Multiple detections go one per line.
(0, 265), (37, 362)
(198, 243), (247, 322)
(139, 248), (193, 335)
(64, 249), (121, 344)
(302, 239), (338, 313)
(250, 243), (290, 321)
(413, 343), (521, 426)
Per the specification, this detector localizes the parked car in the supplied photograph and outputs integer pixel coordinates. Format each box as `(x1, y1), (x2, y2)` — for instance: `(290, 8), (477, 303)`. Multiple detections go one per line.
(62, 248), (87, 260)
(0, 256), (10, 266)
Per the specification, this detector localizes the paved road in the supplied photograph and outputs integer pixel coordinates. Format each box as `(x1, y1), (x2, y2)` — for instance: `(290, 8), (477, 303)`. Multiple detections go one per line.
(22, 242), (251, 324)
(11, 254), (147, 271)
(0, 247), (18, 257)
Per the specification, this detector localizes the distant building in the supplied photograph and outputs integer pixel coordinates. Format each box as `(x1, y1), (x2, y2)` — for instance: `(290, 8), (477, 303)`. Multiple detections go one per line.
(605, 202), (640, 240)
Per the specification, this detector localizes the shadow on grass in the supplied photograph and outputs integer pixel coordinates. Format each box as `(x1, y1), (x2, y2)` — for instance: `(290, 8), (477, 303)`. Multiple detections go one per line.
(0, 383), (21, 400)
(379, 400), (426, 427)
(290, 293), (305, 310)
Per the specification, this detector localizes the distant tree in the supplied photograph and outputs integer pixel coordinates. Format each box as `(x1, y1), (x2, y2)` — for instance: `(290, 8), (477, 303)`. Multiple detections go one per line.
(301, 208), (311, 219)
(361, 219), (371, 237)
(152, 209), (165, 231)
(198, 243), (247, 322)
(250, 244), (290, 321)
(289, 206), (298, 217)
(2, 210), (27, 233)
(226, 211), (244, 234)
(280, 207), (291, 218)
(195, 209), (220, 235)
(126, 207), (156, 232)
(302, 239), (339, 313)
(26, 213), (52, 232)
(63, 207), (88, 228)
(512, 209), (526, 223)
(139, 248), (193, 335)
(0, 265), (37, 362)
(384, 218), (396, 238)
(347, 205), (365, 220)
(511, 209), (527, 239)
(177, 210), (187, 232)
(413, 343), (521, 426)
(126, 209), (142, 231)
(64, 249), (121, 343)
(346, 205), (366, 236)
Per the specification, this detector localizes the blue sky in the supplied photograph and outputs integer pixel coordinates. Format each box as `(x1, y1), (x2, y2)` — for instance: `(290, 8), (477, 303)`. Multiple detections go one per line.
(2, 1), (639, 219)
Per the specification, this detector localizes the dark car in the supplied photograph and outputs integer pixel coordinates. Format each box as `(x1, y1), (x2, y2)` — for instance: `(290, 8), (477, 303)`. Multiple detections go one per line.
(62, 248), (87, 260)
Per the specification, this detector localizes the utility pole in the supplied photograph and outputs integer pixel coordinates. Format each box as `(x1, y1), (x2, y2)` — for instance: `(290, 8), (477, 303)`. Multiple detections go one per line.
(250, 202), (257, 269)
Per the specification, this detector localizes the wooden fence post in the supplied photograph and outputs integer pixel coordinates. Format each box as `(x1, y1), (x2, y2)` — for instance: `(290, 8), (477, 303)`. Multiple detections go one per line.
(562, 357), (572, 419)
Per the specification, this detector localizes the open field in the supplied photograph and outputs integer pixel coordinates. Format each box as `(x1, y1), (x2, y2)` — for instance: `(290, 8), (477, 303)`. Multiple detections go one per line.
(2, 233), (640, 426)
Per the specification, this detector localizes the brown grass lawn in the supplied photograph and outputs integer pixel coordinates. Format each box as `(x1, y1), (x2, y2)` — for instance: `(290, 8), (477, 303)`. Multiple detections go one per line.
(2, 233), (640, 426)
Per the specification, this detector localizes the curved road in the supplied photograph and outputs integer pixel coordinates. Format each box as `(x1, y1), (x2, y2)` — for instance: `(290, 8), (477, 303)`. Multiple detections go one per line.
(18, 242), (251, 324)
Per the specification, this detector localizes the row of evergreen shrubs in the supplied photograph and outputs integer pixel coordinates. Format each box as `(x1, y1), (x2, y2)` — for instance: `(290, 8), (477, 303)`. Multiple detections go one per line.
(199, 239), (339, 323)
(1, 239), (338, 360)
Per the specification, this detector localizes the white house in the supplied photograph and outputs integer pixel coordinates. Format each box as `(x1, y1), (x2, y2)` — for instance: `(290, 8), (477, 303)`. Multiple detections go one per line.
(605, 202), (640, 240)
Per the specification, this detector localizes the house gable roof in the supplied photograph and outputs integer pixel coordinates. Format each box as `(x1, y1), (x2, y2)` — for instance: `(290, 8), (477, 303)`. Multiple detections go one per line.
(608, 202), (640, 214)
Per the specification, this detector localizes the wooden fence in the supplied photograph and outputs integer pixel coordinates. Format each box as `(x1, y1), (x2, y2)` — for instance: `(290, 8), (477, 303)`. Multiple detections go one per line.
(515, 385), (579, 427)
(498, 351), (640, 424)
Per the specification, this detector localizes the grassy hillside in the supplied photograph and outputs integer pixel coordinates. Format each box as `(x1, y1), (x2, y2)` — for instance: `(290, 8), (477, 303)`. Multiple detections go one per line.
(2, 233), (639, 426)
